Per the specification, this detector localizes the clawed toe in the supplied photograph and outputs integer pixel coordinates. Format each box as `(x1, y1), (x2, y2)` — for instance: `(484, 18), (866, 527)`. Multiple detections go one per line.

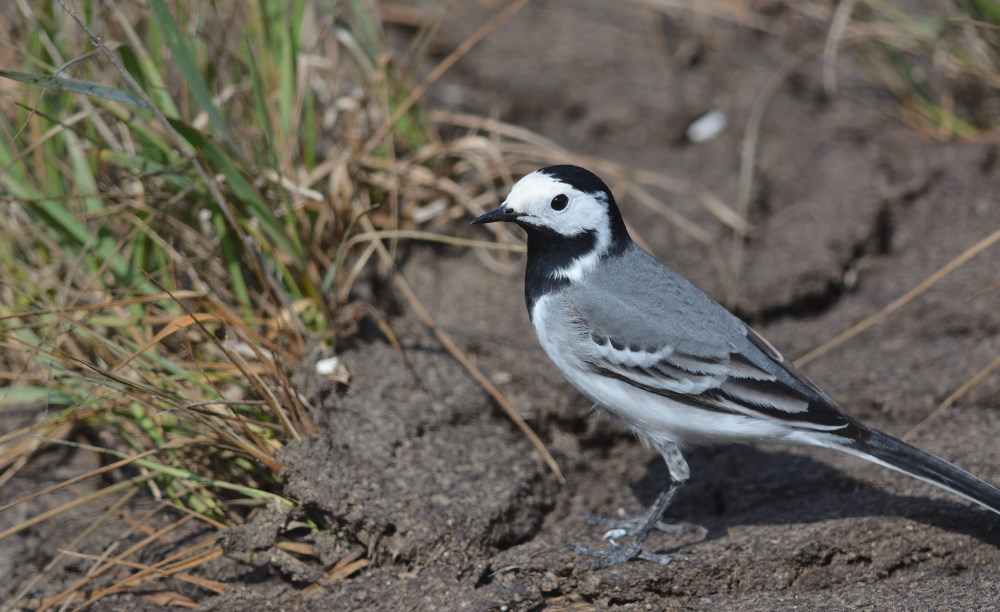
(570, 541), (638, 570)
(578, 513), (701, 537)
(570, 541), (678, 570)
(571, 520), (686, 570)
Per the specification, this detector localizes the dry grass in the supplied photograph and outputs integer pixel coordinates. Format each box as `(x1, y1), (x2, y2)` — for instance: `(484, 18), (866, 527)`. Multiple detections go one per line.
(0, 0), (517, 606)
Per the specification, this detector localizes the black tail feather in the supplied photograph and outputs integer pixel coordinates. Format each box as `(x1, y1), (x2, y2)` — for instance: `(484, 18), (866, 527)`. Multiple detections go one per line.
(848, 430), (1000, 515)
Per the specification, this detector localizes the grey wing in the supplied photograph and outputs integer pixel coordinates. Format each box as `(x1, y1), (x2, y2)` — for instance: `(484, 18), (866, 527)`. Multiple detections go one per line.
(586, 323), (867, 435)
(568, 259), (868, 437)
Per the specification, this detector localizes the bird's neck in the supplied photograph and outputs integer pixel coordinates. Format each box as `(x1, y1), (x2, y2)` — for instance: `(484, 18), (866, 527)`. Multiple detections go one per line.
(524, 227), (624, 315)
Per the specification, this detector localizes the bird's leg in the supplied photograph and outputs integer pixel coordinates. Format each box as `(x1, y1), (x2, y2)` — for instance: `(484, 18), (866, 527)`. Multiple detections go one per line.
(572, 480), (683, 570)
(580, 442), (701, 537)
(573, 442), (696, 569)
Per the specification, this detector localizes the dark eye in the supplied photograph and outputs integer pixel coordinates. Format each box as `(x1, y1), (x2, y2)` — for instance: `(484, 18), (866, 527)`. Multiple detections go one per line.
(550, 194), (568, 211)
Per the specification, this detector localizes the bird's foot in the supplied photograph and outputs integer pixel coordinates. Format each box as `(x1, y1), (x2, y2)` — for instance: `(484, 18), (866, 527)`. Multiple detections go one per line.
(571, 540), (678, 571)
(571, 482), (691, 570)
(578, 512), (704, 538)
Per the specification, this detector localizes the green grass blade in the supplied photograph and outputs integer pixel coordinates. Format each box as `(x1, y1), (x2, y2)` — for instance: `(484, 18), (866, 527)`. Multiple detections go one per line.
(971, 0), (1000, 23)
(147, 0), (237, 151)
(169, 119), (304, 266)
(245, 39), (276, 164)
(0, 71), (147, 107)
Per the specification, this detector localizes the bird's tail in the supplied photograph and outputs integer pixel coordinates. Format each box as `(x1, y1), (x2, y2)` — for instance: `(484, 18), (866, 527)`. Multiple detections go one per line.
(841, 429), (1000, 515)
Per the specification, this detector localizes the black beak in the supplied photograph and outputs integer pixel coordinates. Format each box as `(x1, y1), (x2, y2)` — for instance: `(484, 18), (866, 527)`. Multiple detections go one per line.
(471, 204), (521, 225)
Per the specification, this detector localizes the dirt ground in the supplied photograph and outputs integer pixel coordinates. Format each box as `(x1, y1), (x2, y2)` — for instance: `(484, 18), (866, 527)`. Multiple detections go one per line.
(4, 1), (1000, 610)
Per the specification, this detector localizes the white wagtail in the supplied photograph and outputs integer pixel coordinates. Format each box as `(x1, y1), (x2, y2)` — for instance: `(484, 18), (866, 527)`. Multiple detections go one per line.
(471, 164), (1000, 569)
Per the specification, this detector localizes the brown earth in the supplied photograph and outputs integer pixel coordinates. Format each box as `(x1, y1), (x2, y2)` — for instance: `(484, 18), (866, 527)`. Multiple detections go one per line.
(4, 1), (1000, 610)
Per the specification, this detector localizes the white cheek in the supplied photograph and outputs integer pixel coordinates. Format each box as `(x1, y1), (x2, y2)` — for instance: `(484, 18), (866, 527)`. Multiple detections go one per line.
(558, 207), (601, 235)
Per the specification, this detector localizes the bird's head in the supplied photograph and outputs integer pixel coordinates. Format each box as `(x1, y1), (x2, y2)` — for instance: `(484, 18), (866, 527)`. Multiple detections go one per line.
(472, 165), (625, 238)
(472, 166), (631, 283)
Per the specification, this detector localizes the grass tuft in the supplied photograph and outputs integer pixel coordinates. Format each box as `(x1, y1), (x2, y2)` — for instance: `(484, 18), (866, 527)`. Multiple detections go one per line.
(0, 0), (469, 604)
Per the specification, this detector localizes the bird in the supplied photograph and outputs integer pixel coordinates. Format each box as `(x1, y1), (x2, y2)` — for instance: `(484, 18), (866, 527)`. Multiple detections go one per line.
(471, 164), (1000, 569)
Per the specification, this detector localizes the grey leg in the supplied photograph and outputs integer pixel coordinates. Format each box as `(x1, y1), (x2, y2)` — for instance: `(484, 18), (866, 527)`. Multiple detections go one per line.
(572, 441), (694, 570)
